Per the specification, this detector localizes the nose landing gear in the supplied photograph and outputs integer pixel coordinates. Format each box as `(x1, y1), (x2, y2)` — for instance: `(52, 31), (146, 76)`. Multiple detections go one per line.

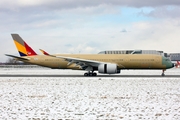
(161, 69), (165, 76)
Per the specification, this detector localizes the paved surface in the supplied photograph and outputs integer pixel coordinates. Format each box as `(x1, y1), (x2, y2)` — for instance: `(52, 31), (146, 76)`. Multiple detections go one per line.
(0, 74), (180, 77)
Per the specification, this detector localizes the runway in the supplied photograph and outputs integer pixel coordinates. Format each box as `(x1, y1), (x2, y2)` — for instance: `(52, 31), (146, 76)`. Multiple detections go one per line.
(0, 67), (180, 78)
(0, 74), (180, 77)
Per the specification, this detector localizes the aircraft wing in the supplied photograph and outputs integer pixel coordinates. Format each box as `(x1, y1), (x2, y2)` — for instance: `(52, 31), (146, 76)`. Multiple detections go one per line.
(5, 54), (30, 61)
(39, 49), (50, 55)
(50, 55), (111, 70)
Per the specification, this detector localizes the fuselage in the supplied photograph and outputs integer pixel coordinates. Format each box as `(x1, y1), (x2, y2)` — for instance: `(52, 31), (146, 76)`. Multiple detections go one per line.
(19, 54), (174, 70)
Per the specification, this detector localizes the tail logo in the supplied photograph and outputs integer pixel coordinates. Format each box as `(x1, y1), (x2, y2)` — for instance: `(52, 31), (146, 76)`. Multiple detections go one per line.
(12, 34), (37, 56)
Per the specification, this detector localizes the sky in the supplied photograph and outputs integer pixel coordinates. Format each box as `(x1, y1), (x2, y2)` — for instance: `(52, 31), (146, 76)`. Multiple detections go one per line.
(1, 0), (180, 62)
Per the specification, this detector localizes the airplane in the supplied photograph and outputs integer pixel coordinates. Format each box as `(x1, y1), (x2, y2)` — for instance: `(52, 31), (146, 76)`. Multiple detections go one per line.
(5, 34), (175, 76)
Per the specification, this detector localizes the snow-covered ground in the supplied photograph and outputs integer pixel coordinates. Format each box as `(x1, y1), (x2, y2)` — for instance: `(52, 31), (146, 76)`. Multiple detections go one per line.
(0, 67), (180, 119)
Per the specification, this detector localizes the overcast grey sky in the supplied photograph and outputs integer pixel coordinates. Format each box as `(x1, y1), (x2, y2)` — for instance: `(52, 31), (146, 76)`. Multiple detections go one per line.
(1, 0), (180, 62)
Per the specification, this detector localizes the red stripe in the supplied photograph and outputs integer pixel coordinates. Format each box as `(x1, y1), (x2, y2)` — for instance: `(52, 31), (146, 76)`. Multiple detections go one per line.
(24, 42), (37, 56)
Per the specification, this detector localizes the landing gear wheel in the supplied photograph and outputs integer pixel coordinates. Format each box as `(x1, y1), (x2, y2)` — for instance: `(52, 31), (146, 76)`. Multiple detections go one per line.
(84, 72), (97, 76)
(161, 69), (165, 76)
(161, 73), (165, 76)
(93, 73), (97, 76)
(84, 73), (89, 76)
(89, 73), (93, 76)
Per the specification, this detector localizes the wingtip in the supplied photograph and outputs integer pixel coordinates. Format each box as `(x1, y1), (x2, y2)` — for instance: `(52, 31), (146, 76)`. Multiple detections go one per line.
(4, 54), (11, 56)
(39, 49), (49, 55)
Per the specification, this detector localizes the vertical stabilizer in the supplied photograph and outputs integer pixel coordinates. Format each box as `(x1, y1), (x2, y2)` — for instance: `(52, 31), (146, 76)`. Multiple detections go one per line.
(11, 34), (37, 56)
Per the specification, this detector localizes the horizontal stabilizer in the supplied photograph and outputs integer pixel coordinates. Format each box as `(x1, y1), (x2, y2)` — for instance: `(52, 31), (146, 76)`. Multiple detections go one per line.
(5, 54), (29, 61)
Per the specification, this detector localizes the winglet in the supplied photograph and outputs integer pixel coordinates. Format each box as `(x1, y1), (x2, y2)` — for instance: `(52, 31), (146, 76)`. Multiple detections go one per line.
(39, 49), (50, 55)
(11, 34), (37, 56)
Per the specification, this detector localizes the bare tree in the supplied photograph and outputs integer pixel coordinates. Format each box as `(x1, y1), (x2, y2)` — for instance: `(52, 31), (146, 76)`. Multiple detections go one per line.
(6, 58), (19, 65)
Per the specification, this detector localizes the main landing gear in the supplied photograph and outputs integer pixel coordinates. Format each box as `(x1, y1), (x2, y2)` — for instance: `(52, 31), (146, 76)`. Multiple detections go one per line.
(84, 71), (97, 76)
(161, 69), (165, 76)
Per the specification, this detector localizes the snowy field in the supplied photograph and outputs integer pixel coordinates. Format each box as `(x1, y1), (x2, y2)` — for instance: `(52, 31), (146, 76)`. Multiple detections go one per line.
(0, 67), (180, 119)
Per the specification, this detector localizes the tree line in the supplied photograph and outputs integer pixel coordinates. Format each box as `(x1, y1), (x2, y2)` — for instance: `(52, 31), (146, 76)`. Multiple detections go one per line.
(0, 58), (30, 65)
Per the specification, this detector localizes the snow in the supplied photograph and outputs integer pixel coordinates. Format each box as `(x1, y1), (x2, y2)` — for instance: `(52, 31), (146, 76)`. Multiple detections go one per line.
(0, 67), (180, 119)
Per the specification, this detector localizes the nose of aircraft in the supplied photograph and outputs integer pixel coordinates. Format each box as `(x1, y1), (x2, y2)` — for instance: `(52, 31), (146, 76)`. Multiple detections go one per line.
(162, 56), (175, 69)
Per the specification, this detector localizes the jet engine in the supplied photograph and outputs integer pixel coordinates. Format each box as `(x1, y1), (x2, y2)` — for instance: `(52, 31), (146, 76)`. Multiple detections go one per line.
(98, 63), (120, 74)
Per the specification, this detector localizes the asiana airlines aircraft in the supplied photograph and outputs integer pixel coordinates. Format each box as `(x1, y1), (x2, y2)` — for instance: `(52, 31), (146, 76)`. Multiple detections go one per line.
(5, 34), (175, 76)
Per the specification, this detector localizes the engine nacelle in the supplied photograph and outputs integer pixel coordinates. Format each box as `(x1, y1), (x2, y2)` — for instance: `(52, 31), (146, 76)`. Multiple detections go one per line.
(98, 63), (120, 74)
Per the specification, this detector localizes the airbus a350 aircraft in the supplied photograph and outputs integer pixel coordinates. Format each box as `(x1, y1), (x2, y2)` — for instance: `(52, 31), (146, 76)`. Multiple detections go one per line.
(5, 34), (175, 76)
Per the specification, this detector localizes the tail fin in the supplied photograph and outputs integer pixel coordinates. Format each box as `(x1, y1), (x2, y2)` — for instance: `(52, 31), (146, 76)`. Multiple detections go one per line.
(39, 49), (50, 55)
(11, 34), (37, 56)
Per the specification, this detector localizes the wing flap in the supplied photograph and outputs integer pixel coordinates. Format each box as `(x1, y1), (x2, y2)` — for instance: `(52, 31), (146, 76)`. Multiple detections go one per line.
(56, 55), (102, 67)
